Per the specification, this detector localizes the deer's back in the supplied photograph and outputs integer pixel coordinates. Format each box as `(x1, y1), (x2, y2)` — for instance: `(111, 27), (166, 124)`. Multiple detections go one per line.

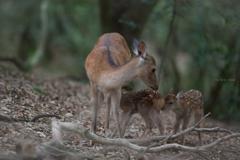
(121, 89), (162, 112)
(86, 33), (130, 70)
(182, 90), (203, 110)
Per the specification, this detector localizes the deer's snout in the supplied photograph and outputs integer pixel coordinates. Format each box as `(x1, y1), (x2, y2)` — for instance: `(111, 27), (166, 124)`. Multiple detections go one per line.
(150, 85), (158, 90)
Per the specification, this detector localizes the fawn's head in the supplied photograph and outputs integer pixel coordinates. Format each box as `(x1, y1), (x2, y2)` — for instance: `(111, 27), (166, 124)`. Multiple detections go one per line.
(132, 38), (158, 90)
(162, 88), (185, 111)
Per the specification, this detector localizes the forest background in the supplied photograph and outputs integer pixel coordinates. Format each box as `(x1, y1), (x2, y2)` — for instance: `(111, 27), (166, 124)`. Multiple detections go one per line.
(0, 0), (240, 120)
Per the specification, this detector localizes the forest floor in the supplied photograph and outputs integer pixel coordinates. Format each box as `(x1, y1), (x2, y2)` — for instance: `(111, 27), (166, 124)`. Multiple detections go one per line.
(0, 66), (240, 160)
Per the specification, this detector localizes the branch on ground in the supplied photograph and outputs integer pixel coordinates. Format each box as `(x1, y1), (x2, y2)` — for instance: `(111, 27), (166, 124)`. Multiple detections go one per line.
(53, 116), (240, 154)
(2, 112), (240, 159)
(0, 57), (29, 72)
(0, 114), (61, 122)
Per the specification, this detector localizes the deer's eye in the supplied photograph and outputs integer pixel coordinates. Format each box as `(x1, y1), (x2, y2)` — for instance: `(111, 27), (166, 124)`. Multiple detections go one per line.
(152, 68), (156, 73)
(169, 102), (173, 104)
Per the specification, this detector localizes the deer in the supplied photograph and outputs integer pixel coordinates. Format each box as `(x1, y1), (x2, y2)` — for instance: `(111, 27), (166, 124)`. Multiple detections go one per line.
(162, 88), (204, 145)
(85, 33), (158, 138)
(111, 86), (165, 137)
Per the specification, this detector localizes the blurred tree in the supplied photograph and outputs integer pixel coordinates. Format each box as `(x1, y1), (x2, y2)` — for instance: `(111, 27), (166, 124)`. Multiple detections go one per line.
(99, 0), (158, 46)
(0, 0), (239, 119)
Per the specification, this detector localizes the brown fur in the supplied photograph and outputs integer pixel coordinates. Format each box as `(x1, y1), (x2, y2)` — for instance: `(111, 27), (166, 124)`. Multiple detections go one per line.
(112, 89), (165, 137)
(163, 88), (204, 145)
(85, 33), (158, 138)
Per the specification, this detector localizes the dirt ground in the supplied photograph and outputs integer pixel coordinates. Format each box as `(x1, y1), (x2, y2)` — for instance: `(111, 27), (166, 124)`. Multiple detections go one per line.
(0, 66), (240, 160)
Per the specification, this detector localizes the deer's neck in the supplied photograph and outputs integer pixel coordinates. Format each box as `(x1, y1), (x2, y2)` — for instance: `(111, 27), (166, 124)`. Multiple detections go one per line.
(103, 56), (142, 88)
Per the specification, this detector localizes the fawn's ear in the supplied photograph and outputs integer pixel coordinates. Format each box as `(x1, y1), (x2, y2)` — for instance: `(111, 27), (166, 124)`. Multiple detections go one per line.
(169, 88), (173, 94)
(176, 95), (185, 100)
(121, 85), (133, 91)
(176, 91), (184, 99)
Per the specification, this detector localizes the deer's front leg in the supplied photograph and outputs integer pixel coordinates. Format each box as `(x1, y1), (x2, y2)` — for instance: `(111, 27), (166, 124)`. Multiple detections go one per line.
(111, 90), (123, 138)
(91, 85), (99, 134)
(173, 115), (181, 134)
(172, 115), (181, 143)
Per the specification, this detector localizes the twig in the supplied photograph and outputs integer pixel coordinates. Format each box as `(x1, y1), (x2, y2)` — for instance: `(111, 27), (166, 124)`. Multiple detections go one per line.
(194, 127), (240, 140)
(196, 151), (212, 160)
(220, 149), (240, 156)
(167, 152), (190, 160)
(0, 114), (61, 122)
(54, 116), (240, 153)
(0, 57), (28, 72)
(137, 133), (173, 159)
(29, 114), (61, 122)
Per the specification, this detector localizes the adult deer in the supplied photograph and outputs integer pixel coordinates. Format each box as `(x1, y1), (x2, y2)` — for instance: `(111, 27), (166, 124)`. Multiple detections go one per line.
(85, 33), (158, 138)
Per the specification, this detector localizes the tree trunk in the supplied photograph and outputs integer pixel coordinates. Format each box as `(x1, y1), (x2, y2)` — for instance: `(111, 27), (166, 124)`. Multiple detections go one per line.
(99, 0), (158, 46)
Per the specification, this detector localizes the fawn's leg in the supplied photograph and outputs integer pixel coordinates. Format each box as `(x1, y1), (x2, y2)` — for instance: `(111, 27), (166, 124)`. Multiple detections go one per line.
(172, 115), (181, 143)
(104, 96), (111, 136)
(181, 116), (191, 145)
(111, 108), (131, 137)
(122, 112), (133, 136)
(150, 109), (165, 135)
(194, 110), (203, 145)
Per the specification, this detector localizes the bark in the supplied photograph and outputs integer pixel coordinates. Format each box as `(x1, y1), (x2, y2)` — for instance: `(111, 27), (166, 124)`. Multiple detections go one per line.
(28, 0), (49, 67)
(99, 0), (158, 46)
(204, 71), (224, 114)
(157, 0), (177, 82)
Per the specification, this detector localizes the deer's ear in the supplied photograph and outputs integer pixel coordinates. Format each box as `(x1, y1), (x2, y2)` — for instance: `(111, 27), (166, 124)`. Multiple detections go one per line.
(169, 88), (173, 94)
(132, 37), (139, 55)
(138, 42), (147, 59)
(132, 38), (147, 59)
(176, 95), (185, 100)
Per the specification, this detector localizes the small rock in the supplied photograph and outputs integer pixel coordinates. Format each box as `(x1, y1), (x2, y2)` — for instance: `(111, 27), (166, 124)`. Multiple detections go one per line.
(65, 113), (73, 117)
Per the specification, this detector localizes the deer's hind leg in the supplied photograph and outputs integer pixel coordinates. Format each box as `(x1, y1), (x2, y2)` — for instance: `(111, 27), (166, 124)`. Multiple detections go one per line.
(139, 106), (154, 138)
(91, 84), (99, 134)
(104, 96), (111, 136)
(110, 90), (123, 138)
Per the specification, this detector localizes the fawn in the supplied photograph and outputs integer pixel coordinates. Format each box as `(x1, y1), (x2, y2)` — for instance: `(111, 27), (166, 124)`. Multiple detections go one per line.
(111, 86), (165, 137)
(162, 88), (203, 145)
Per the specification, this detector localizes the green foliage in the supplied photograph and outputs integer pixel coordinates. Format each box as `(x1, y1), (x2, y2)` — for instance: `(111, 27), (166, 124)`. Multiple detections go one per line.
(142, 0), (240, 119)
(33, 87), (48, 95)
(0, 0), (100, 79)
